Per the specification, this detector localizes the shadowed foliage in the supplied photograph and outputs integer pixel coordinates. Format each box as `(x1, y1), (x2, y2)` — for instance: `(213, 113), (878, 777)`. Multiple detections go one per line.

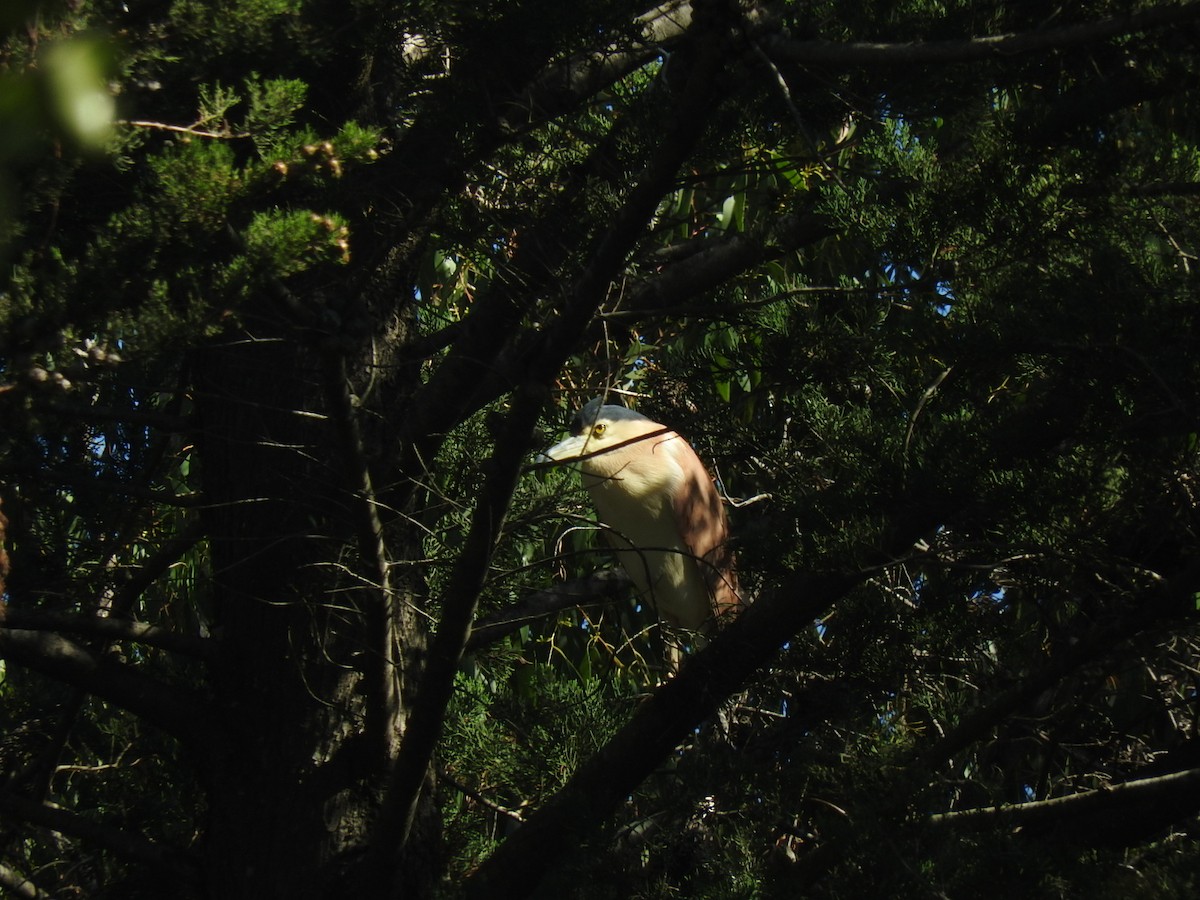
(2, 1), (1200, 897)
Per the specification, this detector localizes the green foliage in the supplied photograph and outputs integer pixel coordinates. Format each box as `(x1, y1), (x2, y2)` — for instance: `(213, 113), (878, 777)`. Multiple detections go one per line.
(227, 208), (351, 284)
(441, 665), (643, 877)
(170, 0), (308, 58)
(150, 139), (246, 228)
(243, 74), (309, 159)
(3, 0), (1200, 897)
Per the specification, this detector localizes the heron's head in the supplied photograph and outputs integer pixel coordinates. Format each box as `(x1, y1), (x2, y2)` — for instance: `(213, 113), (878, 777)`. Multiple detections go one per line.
(541, 398), (660, 463)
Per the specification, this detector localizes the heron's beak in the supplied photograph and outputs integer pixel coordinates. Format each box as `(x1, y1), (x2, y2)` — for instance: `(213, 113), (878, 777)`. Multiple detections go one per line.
(538, 433), (589, 464)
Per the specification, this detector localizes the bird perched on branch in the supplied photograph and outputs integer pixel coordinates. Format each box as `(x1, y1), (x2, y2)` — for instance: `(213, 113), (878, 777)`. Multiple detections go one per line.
(542, 398), (742, 638)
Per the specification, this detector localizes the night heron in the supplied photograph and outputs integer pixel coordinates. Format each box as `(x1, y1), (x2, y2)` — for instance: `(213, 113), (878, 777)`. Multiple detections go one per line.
(542, 398), (742, 637)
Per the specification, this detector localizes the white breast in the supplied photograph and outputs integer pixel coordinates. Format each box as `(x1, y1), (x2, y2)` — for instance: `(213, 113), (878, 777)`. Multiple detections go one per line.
(579, 433), (712, 629)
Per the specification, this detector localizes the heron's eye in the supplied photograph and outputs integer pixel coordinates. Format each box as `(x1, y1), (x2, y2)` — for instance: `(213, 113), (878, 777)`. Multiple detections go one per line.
(592, 423), (606, 437)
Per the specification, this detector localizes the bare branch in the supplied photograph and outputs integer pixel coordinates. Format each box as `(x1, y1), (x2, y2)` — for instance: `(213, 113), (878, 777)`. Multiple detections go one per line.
(0, 610), (210, 659)
(498, 1), (694, 134)
(119, 119), (251, 140)
(0, 629), (215, 752)
(930, 766), (1200, 844)
(904, 366), (953, 456)
(0, 863), (51, 900)
(466, 568), (634, 651)
(441, 769), (527, 825)
(0, 791), (199, 886)
(320, 349), (402, 759)
(762, 2), (1200, 69)
(366, 383), (552, 880)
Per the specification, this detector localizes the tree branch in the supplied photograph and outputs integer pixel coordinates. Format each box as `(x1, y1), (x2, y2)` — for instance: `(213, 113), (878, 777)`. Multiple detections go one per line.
(0, 464), (203, 507)
(914, 561), (1200, 771)
(0, 863), (51, 900)
(119, 118), (251, 140)
(517, 21), (731, 385)
(0, 629), (215, 753)
(497, 0), (694, 134)
(320, 349), (402, 759)
(761, 2), (1200, 69)
(461, 213), (833, 423)
(614, 214), (832, 317)
(353, 0), (692, 268)
(368, 19), (732, 888)
(0, 791), (199, 886)
(466, 568), (634, 651)
(929, 766), (1200, 845)
(365, 382), (552, 884)
(787, 560), (1200, 890)
(108, 520), (204, 618)
(0, 610), (210, 659)
(464, 566), (866, 900)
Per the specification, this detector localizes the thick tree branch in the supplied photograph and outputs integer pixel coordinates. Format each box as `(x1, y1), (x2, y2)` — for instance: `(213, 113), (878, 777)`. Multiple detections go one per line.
(320, 350), (402, 758)
(466, 568), (634, 651)
(929, 766), (1200, 845)
(108, 520), (204, 617)
(365, 383), (552, 885)
(0, 863), (50, 900)
(367, 22), (733, 889)
(762, 2), (1200, 69)
(497, 1), (693, 134)
(0, 791), (199, 886)
(0, 629), (215, 753)
(0, 610), (210, 659)
(465, 566), (867, 900)
(616, 214), (833, 316)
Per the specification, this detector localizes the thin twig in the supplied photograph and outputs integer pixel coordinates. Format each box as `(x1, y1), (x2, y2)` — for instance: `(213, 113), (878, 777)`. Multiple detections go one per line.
(750, 40), (843, 184)
(119, 119), (251, 140)
(440, 769), (526, 824)
(904, 367), (952, 456)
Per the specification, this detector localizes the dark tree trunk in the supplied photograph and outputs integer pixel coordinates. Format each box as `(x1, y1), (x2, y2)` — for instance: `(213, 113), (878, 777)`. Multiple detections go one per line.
(191, 308), (436, 898)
